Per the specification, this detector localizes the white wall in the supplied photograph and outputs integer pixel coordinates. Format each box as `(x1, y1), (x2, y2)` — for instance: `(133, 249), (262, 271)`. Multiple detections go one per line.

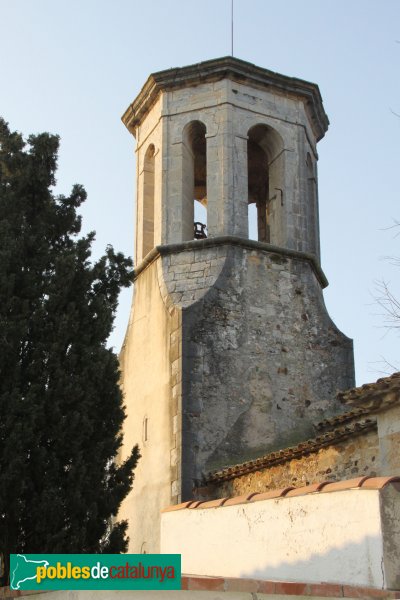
(161, 488), (399, 588)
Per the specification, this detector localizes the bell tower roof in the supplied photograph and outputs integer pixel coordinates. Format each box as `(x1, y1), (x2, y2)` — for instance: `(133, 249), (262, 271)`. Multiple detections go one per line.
(122, 56), (329, 141)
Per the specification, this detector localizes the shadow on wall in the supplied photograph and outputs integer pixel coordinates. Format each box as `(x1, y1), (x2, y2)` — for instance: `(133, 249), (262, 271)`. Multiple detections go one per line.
(241, 535), (386, 589)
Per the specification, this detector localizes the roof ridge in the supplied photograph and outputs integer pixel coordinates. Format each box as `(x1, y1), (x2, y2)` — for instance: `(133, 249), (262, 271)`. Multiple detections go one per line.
(163, 476), (400, 513)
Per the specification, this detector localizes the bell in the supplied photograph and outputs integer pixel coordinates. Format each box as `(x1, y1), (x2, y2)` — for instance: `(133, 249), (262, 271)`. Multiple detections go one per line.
(194, 222), (207, 239)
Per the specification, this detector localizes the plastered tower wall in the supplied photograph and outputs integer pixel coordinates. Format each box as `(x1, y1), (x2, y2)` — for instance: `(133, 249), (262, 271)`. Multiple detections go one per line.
(118, 260), (182, 554)
(118, 57), (355, 552)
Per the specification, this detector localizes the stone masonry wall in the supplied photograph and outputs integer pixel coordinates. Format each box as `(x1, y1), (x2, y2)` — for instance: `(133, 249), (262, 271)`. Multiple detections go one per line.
(158, 238), (355, 499)
(214, 428), (379, 498)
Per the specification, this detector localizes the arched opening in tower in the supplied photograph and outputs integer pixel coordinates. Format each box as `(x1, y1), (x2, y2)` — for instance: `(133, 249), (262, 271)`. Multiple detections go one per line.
(142, 144), (155, 257)
(306, 151), (319, 257)
(247, 124), (283, 245)
(247, 126), (270, 243)
(182, 120), (207, 241)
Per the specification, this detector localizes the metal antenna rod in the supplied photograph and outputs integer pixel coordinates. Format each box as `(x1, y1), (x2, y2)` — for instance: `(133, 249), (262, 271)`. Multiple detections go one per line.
(231, 0), (234, 56)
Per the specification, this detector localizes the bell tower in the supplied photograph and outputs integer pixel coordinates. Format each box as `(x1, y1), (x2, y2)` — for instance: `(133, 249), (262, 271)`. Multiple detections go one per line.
(118, 57), (355, 552)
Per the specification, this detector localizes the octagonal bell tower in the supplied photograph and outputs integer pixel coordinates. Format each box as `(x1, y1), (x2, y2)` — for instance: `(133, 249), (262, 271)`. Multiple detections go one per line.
(118, 57), (355, 552)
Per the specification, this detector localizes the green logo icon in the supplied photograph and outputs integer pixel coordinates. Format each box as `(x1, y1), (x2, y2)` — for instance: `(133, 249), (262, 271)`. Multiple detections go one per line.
(10, 554), (181, 590)
(11, 555), (50, 590)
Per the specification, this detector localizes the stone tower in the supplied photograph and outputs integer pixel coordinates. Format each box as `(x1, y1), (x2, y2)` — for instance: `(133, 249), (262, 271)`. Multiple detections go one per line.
(118, 57), (355, 552)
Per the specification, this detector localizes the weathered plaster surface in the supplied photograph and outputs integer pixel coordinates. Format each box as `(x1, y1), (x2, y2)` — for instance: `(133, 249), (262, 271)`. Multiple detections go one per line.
(377, 404), (400, 475)
(118, 261), (181, 553)
(161, 489), (392, 588)
(381, 483), (400, 589)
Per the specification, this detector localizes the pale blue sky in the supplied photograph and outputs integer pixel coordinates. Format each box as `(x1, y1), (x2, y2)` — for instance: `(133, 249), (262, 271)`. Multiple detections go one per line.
(1, 0), (399, 385)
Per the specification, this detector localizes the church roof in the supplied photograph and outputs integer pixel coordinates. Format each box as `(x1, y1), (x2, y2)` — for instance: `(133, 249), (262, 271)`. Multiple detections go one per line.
(207, 373), (400, 484)
(122, 56), (329, 140)
(207, 418), (376, 484)
(338, 371), (400, 408)
(315, 406), (373, 432)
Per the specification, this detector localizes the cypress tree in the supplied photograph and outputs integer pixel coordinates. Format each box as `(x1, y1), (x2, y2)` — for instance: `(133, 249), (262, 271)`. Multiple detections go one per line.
(0, 118), (139, 583)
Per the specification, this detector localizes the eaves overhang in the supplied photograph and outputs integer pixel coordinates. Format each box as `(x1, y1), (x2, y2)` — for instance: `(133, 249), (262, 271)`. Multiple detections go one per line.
(122, 56), (329, 141)
(338, 372), (400, 410)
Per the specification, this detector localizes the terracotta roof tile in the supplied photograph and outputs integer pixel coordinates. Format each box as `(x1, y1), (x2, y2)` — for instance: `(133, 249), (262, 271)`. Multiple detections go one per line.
(223, 492), (259, 506)
(188, 500), (205, 509)
(195, 497), (229, 508)
(321, 476), (370, 492)
(338, 372), (400, 408)
(161, 500), (195, 513)
(316, 407), (373, 431)
(360, 476), (400, 489)
(286, 481), (331, 496)
(251, 486), (295, 501)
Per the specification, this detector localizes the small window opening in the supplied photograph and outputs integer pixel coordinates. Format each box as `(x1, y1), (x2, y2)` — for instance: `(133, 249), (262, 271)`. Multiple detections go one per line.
(306, 152), (318, 255)
(143, 416), (148, 443)
(193, 124), (207, 238)
(182, 121), (207, 240)
(142, 145), (155, 257)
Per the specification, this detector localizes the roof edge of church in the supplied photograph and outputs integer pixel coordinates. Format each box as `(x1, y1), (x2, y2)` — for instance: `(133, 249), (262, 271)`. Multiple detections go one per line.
(122, 55), (329, 139)
(206, 418), (377, 484)
(338, 371), (400, 406)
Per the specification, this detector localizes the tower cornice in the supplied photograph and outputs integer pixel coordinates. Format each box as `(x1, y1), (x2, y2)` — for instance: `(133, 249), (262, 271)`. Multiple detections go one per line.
(122, 56), (329, 141)
(132, 236), (329, 289)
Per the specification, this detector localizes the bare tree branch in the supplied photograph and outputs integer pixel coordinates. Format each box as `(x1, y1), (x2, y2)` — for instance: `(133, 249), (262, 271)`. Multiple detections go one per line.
(368, 357), (399, 376)
(375, 280), (400, 330)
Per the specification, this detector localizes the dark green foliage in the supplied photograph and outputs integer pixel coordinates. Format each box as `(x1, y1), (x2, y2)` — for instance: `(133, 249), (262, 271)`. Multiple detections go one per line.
(0, 119), (139, 582)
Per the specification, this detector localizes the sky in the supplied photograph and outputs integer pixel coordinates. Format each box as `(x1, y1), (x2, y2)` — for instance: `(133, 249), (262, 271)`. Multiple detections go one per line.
(1, 0), (399, 386)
